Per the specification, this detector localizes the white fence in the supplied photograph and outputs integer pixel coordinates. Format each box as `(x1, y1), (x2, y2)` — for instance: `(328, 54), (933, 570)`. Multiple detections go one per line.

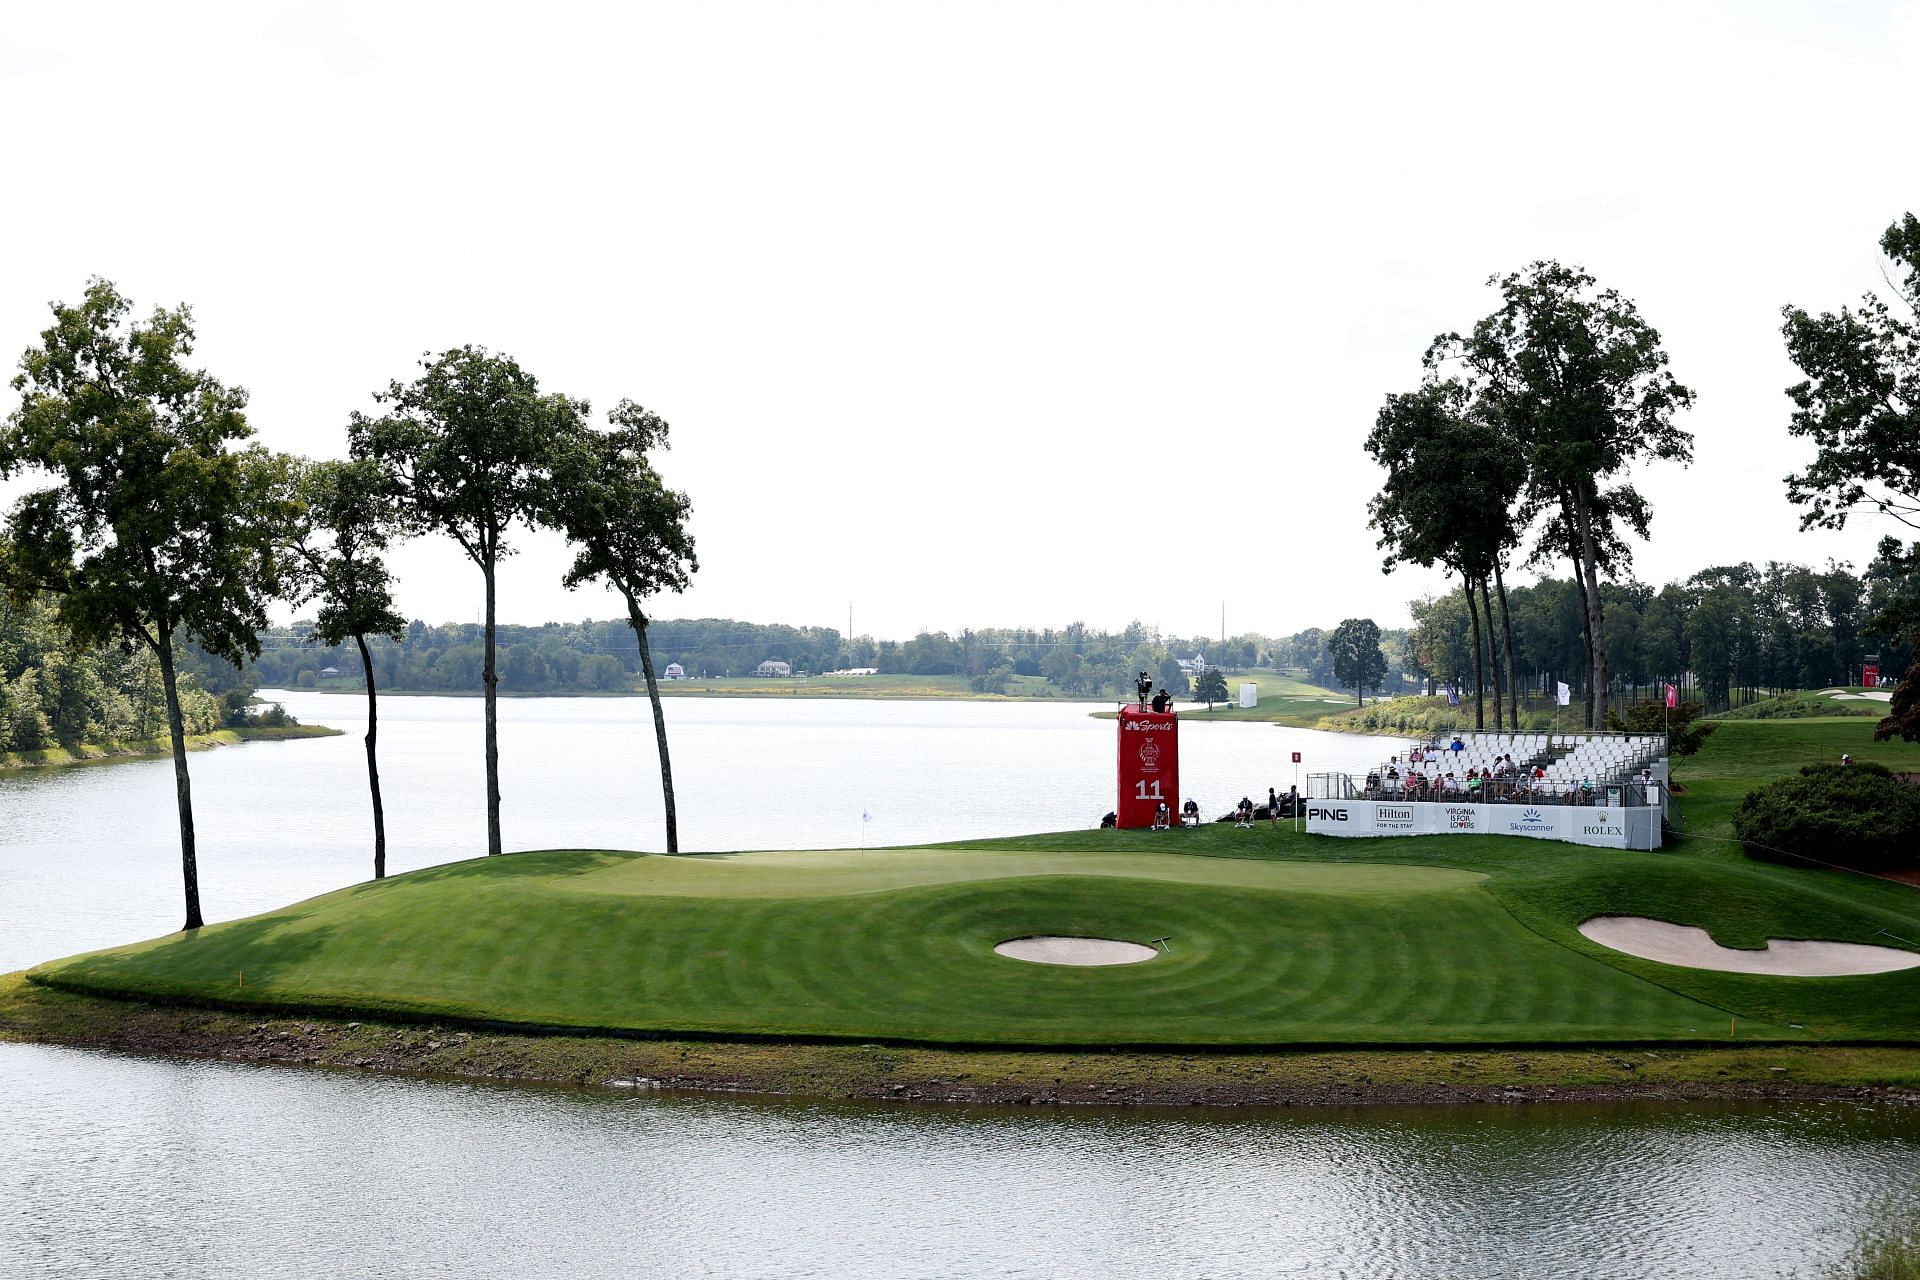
(1303, 798), (1661, 850)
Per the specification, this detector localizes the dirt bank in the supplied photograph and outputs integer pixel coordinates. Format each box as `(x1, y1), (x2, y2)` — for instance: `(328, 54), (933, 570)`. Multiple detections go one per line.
(5, 973), (1917, 1108)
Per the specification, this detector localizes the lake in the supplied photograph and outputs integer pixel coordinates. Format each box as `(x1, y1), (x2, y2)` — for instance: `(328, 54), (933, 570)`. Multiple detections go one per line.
(2, 693), (1915, 1278)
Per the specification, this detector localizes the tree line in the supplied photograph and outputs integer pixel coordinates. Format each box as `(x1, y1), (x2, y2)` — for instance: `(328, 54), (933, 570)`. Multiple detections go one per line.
(0, 593), (261, 753)
(1402, 554), (1915, 715)
(1364, 215), (1920, 740)
(0, 280), (696, 930)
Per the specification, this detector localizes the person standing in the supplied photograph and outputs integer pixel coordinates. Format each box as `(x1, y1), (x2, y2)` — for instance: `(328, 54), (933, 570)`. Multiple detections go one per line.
(1268, 786), (1279, 826)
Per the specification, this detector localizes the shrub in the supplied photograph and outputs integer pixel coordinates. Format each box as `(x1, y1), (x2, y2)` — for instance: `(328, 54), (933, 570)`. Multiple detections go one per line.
(1732, 762), (1920, 872)
(1607, 698), (1717, 757)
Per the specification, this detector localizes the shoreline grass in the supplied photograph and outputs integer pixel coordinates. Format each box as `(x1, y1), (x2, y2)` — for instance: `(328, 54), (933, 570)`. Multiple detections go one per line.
(0, 723), (341, 773)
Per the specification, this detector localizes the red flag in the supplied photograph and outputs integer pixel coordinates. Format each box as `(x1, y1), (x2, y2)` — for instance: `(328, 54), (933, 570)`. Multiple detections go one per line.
(1665, 683), (1678, 709)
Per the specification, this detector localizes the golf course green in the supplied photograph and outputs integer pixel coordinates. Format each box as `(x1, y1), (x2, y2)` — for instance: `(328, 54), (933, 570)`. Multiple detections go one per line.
(28, 711), (1920, 1050)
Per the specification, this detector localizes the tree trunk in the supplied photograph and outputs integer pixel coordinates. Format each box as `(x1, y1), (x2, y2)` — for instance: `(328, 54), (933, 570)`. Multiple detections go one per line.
(1495, 558), (1520, 728)
(626, 598), (680, 854)
(1465, 576), (1486, 731)
(1480, 575), (1502, 732)
(1572, 497), (1611, 730)
(153, 631), (203, 931)
(482, 557), (503, 857)
(355, 632), (388, 880)
(1564, 503), (1596, 730)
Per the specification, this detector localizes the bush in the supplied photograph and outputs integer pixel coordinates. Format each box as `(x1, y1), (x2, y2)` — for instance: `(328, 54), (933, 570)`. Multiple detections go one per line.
(1607, 698), (1717, 757)
(1732, 762), (1920, 872)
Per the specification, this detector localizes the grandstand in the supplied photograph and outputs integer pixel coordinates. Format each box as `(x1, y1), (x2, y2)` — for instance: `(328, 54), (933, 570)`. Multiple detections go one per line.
(1335, 730), (1670, 810)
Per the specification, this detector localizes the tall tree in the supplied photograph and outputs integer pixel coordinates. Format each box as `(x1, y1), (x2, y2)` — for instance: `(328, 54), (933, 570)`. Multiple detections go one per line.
(1431, 262), (1695, 729)
(1326, 617), (1387, 708)
(0, 280), (289, 929)
(1781, 212), (1920, 536)
(288, 457), (411, 879)
(541, 402), (697, 852)
(350, 347), (580, 858)
(1781, 213), (1920, 741)
(1365, 381), (1524, 728)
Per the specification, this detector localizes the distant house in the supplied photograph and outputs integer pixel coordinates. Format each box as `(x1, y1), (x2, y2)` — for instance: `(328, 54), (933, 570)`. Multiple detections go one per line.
(1176, 654), (1208, 676)
(319, 666), (342, 679)
(663, 663), (686, 680)
(755, 660), (793, 678)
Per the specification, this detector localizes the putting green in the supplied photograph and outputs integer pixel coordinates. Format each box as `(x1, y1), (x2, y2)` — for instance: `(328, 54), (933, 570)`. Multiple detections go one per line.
(35, 847), (1749, 1046)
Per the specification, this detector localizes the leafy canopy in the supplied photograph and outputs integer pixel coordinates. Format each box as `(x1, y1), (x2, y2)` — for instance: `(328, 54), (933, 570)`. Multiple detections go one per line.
(540, 401), (696, 619)
(1327, 617), (1387, 698)
(348, 346), (583, 569)
(288, 456), (411, 649)
(1781, 212), (1920, 534)
(1428, 260), (1695, 573)
(0, 279), (288, 662)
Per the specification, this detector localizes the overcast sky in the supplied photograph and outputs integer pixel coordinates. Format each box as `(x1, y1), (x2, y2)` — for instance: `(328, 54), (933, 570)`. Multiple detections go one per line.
(3, 1), (1915, 642)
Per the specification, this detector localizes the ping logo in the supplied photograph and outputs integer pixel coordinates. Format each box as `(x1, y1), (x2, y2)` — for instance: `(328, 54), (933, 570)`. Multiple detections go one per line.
(1307, 807), (1349, 822)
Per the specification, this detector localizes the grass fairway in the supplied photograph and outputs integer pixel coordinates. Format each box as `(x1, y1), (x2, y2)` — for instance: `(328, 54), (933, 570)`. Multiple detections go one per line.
(30, 715), (1920, 1051)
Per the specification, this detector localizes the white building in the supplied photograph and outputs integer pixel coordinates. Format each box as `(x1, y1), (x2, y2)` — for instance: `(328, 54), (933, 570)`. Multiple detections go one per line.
(663, 663), (686, 680)
(754, 660), (793, 678)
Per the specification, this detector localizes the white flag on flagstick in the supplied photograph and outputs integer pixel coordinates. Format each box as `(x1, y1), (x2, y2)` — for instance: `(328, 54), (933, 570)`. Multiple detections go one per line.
(1556, 681), (1571, 707)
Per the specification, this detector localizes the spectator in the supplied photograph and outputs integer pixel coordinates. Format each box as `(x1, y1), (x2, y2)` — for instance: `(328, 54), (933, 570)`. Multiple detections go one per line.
(1450, 736), (1465, 755)
(1153, 801), (1171, 830)
(1268, 787), (1279, 827)
(1182, 797), (1200, 826)
(1234, 797), (1255, 828)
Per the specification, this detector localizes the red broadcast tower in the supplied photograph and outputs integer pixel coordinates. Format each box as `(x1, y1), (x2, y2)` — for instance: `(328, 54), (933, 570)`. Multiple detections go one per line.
(1116, 701), (1180, 828)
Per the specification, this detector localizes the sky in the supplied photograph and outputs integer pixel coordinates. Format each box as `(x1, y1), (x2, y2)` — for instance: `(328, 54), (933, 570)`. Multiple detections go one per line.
(2, 0), (1916, 643)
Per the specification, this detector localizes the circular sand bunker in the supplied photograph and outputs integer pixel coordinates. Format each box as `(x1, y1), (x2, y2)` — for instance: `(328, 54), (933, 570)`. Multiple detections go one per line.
(994, 936), (1159, 966)
(1579, 916), (1920, 977)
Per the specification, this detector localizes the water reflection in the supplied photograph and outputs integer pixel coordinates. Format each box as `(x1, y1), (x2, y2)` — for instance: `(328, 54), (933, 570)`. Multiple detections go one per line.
(3, 1043), (1914, 1279)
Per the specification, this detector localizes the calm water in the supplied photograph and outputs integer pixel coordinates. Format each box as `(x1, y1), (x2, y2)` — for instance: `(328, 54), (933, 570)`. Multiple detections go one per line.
(3, 694), (1916, 1278)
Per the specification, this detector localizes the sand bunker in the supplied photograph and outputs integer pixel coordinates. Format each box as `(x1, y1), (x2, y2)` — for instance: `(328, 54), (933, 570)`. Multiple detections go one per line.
(994, 936), (1159, 966)
(1834, 691), (1894, 702)
(1579, 916), (1920, 977)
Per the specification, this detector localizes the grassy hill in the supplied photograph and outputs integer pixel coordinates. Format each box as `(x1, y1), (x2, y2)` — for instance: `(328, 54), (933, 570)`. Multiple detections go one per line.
(28, 714), (1920, 1050)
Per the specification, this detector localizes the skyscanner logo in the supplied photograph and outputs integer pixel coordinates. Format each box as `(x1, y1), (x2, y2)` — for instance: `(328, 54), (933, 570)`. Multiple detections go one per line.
(1508, 807), (1555, 835)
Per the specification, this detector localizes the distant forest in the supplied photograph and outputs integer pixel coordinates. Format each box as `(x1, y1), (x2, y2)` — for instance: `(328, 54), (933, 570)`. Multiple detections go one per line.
(1, 594), (257, 754)
(227, 549), (1915, 709)
(8, 551), (1912, 742)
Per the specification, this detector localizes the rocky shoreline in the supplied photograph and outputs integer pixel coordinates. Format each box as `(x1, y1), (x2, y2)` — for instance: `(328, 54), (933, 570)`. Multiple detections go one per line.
(7, 974), (1918, 1109)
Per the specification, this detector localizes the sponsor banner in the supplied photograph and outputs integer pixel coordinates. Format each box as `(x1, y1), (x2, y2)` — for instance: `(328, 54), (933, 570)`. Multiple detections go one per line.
(1305, 800), (1659, 849)
(1115, 705), (1180, 829)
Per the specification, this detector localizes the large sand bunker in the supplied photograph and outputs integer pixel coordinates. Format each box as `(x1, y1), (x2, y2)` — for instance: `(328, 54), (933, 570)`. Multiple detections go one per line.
(994, 936), (1159, 966)
(1579, 916), (1920, 977)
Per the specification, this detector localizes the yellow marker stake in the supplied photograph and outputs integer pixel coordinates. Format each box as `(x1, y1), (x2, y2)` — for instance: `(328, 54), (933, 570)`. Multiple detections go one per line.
(238, 970), (244, 989)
